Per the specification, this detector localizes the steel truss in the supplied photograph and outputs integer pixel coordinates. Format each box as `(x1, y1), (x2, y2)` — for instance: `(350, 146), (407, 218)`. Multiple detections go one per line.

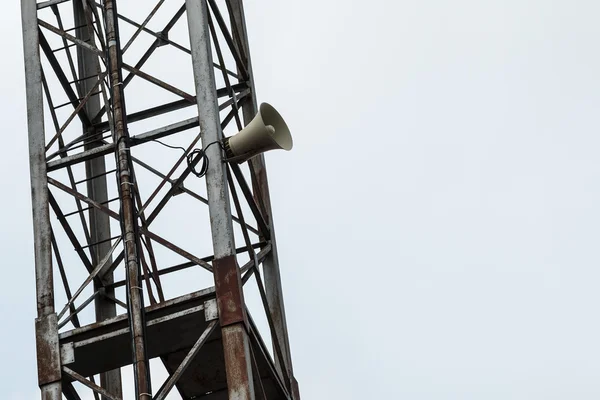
(21, 0), (299, 399)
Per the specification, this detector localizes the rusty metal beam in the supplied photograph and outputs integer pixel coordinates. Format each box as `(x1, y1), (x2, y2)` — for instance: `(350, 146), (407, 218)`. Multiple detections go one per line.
(104, 1), (150, 398)
(186, 0), (256, 398)
(23, 1), (61, 397)
(227, 0), (298, 395)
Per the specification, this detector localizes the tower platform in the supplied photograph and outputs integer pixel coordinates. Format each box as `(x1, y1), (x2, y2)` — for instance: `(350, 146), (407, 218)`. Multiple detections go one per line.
(59, 288), (289, 399)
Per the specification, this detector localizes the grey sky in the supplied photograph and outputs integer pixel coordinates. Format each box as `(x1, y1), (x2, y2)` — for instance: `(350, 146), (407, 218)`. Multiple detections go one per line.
(3, 0), (600, 399)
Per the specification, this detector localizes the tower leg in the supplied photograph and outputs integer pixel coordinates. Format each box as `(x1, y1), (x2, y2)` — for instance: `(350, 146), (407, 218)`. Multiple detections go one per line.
(228, 1), (299, 396)
(186, 0), (255, 398)
(22, 0), (61, 398)
(72, 2), (123, 399)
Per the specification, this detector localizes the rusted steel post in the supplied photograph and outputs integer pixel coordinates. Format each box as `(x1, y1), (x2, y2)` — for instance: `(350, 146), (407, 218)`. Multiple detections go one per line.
(227, 1), (300, 397)
(73, 1), (123, 397)
(22, 0), (62, 398)
(185, 0), (255, 398)
(104, 1), (150, 398)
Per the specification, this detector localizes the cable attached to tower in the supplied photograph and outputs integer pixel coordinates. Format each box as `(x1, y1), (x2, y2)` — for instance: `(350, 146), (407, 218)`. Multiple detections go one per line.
(150, 138), (224, 178)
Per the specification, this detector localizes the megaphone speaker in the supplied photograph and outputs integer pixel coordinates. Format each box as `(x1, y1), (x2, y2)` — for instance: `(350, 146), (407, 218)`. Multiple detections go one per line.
(223, 103), (293, 163)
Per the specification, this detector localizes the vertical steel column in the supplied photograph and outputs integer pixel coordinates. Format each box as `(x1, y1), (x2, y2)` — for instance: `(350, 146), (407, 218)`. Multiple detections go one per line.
(228, 1), (299, 397)
(185, 0), (255, 398)
(22, 1), (61, 399)
(104, 1), (150, 398)
(73, 1), (123, 398)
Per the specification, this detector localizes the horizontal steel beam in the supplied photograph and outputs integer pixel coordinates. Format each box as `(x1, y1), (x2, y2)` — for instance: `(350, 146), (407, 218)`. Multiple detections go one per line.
(37, 0), (70, 10)
(93, 82), (247, 131)
(47, 117), (199, 171)
(106, 243), (270, 290)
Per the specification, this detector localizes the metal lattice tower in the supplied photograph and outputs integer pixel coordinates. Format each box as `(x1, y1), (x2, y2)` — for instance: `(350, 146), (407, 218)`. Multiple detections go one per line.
(21, 0), (299, 399)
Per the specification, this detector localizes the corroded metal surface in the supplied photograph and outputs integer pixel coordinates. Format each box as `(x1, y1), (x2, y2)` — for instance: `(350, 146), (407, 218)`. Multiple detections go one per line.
(35, 314), (61, 385)
(214, 255), (248, 328)
(104, 1), (150, 398)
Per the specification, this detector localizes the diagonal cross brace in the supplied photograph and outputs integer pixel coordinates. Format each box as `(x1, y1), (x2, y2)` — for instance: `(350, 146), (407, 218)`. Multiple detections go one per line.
(38, 19), (104, 58)
(63, 367), (122, 400)
(39, 30), (92, 127)
(48, 177), (214, 273)
(153, 320), (218, 400)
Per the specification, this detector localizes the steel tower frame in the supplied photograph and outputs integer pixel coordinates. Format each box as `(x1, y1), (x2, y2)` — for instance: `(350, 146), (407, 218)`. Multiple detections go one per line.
(21, 0), (299, 399)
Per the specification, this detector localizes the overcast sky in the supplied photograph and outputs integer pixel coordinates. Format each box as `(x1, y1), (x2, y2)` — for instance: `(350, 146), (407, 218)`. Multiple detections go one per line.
(4, 0), (600, 399)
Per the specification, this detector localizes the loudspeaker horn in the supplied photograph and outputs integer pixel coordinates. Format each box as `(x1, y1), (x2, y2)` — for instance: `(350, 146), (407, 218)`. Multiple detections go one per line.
(223, 103), (293, 163)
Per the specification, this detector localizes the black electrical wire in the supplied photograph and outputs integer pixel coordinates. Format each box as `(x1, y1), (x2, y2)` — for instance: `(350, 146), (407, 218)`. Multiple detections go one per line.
(151, 138), (223, 178)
